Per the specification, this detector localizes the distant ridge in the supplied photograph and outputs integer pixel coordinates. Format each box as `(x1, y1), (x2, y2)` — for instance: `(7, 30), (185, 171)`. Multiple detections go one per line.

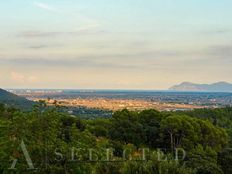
(169, 82), (232, 92)
(0, 88), (35, 110)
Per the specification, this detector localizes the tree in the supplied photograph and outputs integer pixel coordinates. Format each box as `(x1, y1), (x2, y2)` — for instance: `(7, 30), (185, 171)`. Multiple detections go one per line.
(160, 115), (200, 152)
(109, 109), (145, 146)
(218, 148), (232, 174)
(138, 109), (162, 148)
(194, 119), (228, 152)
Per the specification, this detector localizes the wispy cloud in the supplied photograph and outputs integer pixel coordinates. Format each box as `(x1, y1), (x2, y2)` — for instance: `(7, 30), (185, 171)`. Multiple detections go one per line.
(33, 1), (99, 29)
(21, 31), (58, 37)
(3, 57), (135, 69)
(27, 45), (51, 49)
(20, 30), (107, 38)
(0, 49), (183, 70)
(34, 1), (61, 13)
(205, 44), (232, 60)
(11, 71), (38, 83)
(25, 44), (63, 49)
(199, 28), (232, 35)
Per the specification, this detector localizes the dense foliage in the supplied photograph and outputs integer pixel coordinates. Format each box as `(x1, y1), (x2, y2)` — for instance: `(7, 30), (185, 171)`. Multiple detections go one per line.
(179, 108), (232, 145)
(0, 102), (231, 173)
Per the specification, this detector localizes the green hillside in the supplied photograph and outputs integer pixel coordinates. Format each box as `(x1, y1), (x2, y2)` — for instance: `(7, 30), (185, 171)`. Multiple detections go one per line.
(0, 88), (35, 110)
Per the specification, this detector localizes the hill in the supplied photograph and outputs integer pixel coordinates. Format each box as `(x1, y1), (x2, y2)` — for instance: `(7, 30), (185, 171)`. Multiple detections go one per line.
(169, 81), (232, 92)
(0, 88), (35, 110)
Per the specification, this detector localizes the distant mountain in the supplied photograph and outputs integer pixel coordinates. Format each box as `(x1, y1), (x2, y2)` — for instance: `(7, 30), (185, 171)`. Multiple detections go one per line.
(169, 82), (232, 92)
(0, 88), (35, 110)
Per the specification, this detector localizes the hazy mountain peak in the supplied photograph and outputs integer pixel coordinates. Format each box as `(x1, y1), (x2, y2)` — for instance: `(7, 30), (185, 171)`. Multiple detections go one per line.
(212, 81), (230, 85)
(169, 82), (232, 92)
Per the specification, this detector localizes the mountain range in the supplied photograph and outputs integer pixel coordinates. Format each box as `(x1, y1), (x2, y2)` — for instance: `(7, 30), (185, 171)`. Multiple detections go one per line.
(0, 88), (35, 110)
(169, 82), (232, 92)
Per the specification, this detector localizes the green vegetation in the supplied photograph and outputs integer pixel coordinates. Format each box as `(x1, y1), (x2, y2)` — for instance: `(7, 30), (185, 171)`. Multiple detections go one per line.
(178, 107), (232, 146)
(61, 106), (112, 119)
(0, 102), (232, 173)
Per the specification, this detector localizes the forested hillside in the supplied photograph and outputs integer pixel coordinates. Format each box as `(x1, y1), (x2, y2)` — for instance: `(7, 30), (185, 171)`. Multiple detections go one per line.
(0, 89), (34, 110)
(0, 102), (232, 173)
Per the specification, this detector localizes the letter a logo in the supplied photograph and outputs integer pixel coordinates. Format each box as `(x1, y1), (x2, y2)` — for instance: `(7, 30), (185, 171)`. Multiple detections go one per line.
(9, 140), (35, 170)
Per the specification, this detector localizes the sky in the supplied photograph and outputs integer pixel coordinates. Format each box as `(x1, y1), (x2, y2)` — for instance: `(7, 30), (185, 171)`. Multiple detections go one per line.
(0, 0), (232, 89)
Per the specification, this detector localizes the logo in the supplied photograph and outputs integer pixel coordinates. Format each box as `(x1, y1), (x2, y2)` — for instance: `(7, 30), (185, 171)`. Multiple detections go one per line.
(9, 140), (35, 170)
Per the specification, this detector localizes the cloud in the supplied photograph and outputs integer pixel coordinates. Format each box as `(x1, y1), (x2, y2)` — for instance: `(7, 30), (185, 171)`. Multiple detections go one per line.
(11, 71), (38, 83)
(4, 57), (135, 69)
(33, 1), (99, 28)
(0, 47), (188, 71)
(27, 45), (51, 49)
(25, 44), (64, 49)
(20, 30), (107, 38)
(200, 29), (232, 35)
(34, 1), (62, 13)
(21, 2), (126, 40)
(21, 31), (58, 37)
(211, 45), (232, 54)
(11, 72), (25, 82)
(203, 44), (232, 61)
(28, 76), (38, 82)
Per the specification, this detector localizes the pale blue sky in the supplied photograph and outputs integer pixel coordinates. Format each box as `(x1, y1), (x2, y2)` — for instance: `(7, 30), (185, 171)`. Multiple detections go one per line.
(1, 0), (232, 89)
